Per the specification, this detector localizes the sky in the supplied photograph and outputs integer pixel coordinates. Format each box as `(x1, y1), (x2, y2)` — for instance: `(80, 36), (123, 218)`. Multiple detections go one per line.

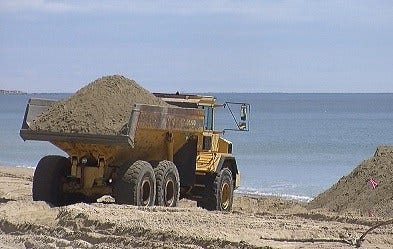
(0, 0), (392, 93)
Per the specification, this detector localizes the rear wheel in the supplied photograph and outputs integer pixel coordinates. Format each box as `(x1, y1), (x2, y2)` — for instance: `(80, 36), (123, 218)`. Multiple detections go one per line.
(154, 161), (180, 207)
(33, 155), (70, 206)
(114, 160), (156, 206)
(197, 168), (234, 212)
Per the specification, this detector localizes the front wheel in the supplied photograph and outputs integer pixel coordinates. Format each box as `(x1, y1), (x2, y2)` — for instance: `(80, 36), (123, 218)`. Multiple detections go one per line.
(198, 168), (234, 212)
(114, 160), (156, 206)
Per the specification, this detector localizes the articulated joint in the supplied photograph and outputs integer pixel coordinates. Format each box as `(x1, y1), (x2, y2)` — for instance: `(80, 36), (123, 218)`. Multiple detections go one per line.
(70, 155), (106, 189)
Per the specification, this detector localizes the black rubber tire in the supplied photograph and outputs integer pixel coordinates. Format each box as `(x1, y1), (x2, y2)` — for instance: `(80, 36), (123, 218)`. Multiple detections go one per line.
(197, 168), (234, 212)
(154, 161), (180, 207)
(114, 160), (156, 206)
(33, 155), (71, 206)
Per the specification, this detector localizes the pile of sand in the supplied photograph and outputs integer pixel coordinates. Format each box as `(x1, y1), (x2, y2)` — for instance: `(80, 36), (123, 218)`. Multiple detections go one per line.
(31, 75), (169, 135)
(308, 146), (393, 218)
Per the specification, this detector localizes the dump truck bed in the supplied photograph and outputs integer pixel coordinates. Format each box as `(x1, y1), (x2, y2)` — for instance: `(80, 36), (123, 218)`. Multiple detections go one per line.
(20, 99), (132, 145)
(20, 98), (204, 166)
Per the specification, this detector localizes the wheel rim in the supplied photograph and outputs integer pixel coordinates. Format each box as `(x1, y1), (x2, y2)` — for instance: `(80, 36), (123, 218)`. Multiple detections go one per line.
(165, 179), (175, 206)
(141, 178), (151, 206)
(221, 181), (231, 210)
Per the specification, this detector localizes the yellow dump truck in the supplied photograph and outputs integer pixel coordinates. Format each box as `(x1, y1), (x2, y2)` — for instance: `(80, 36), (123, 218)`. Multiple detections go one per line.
(20, 93), (249, 211)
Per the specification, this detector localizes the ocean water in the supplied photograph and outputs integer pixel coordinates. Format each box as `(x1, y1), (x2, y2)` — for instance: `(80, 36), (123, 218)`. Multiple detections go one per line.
(1, 93), (393, 201)
(0, 94), (68, 166)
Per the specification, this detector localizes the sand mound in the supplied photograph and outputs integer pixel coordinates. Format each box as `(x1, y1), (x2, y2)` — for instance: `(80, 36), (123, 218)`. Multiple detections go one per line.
(308, 146), (393, 218)
(31, 75), (169, 135)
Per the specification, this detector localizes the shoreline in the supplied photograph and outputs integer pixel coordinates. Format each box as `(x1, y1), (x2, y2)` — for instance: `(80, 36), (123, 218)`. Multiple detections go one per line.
(235, 190), (313, 202)
(0, 164), (313, 202)
(1, 164), (315, 202)
(0, 91), (26, 95)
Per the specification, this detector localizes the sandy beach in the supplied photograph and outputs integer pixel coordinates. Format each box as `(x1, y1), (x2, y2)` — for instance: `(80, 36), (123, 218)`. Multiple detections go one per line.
(0, 165), (392, 249)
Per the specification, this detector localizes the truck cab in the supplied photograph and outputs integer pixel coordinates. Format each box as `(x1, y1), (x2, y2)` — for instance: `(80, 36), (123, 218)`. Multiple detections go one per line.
(154, 93), (247, 210)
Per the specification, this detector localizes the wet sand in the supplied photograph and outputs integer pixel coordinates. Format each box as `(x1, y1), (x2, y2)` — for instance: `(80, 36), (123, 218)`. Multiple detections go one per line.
(0, 166), (392, 248)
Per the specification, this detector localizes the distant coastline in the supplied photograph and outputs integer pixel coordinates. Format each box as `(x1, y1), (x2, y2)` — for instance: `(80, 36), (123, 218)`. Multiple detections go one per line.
(0, 90), (27, 95)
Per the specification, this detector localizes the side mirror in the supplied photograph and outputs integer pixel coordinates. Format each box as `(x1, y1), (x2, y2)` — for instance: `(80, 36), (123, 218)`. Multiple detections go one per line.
(240, 104), (247, 121)
(239, 104), (248, 130)
(223, 102), (250, 132)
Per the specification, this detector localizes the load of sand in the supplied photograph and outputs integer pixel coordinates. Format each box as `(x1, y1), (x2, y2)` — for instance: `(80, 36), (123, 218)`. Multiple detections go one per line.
(31, 75), (169, 135)
(308, 146), (393, 218)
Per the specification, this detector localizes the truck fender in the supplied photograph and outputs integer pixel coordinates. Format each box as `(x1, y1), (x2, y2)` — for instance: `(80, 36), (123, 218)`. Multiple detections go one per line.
(216, 156), (238, 177)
